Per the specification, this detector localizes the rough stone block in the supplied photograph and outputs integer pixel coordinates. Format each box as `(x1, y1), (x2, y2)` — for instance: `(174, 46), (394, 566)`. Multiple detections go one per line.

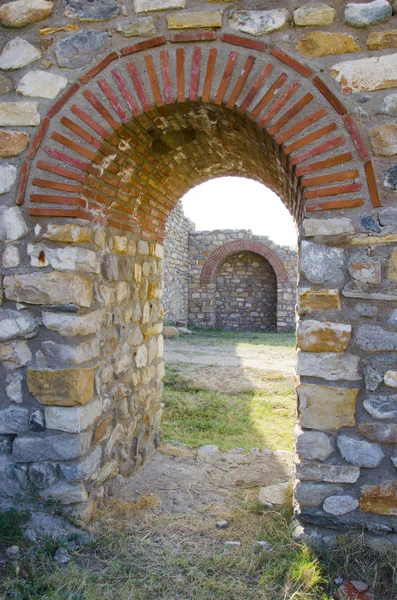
(41, 481), (88, 505)
(59, 445), (102, 483)
(296, 350), (360, 381)
(356, 325), (397, 351)
(297, 462), (360, 483)
(0, 407), (28, 434)
(295, 427), (334, 460)
(27, 367), (95, 406)
(298, 383), (357, 431)
(45, 398), (102, 433)
(348, 262), (382, 284)
(297, 320), (351, 352)
(230, 9), (289, 35)
(0, 309), (40, 342)
(0, 207), (27, 242)
(385, 371), (397, 388)
(359, 423), (397, 443)
(17, 70), (67, 99)
(293, 3), (335, 26)
(367, 30), (397, 49)
(64, 0), (119, 21)
(337, 435), (384, 468)
(134, 0), (185, 12)
(364, 395), (397, 419)
(300, 241), (345, 287)
(330, 53), (397, 93)
(116, 16), (156, 37)
(13, 431), (91, 462)
(360, 480), (397, 515)
(298, 32), (360, 57)
(299, 289), (340, 312)
(42, 310), (104, 337)
(55, 31), (109, 69)
(0, 130), (29, 157)
(344, 0), (392, 27)
(0, 0), (53, 27)
(0, 37), (41, 70)
(43, 224), (92, 243)
(369, 123), (397, 156)
(0, 101), (40, 126)
(28, 244), (99, 273)
(295, 482), (343, 507)
(4, 272), (93, 307)
(0, 340), (31, 370)
(303, 217), (354, 237)
(323, 495), (359, 515)
(167, 11), (222, 29)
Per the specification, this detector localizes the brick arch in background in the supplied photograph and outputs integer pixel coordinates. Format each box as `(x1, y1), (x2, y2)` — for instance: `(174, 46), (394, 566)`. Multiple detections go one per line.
(18, 33), (381, 233)
(200, 240), (289, 284)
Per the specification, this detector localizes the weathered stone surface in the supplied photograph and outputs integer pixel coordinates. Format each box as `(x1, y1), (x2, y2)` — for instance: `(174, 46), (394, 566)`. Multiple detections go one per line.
(27, 244), (99, 273)
(359, 423), (397, 443)
(43, 224), (92, 243)
(296, 350), (360, 381)
(0, 101), (40, 126)
(380, 94), (397, 117)
(369, 123), (397, 156)
(0, 340), (31, 370)
(364, 395), (397, 419)
(134, 0), (185, 12)
(42, 310), (103, 337)
(383, 169), (397, 193)
(297, 320), (351, 353)
(0, 0), (53, 27)
(17, 70), (67, 99)
(295, 482), (343, 507)
(330, 53), (397, 93)
(4, 272), (93, 307)
(303, 217), (354, 237)
(344, 0), (392, 27)
(356, 326), (397, 351)
(0, 165), (17, 194)
(64, 0), (119, 21)
(0, 436), (13, 454)
(343, 285), (397, 302)
(298, 32), (360, 57)
(364, 362), (384, 391)
(299, 289), (340, 312)
(59, 446), (102, 483)
(360, 480), (397, 515)
(323, 495), (359, 515)
(385, 371), (397, 388)
(295, 427), (334, 460)
(13, 431), (91, 462)
(300, 242), (345, 286)
(367, 29), (397, 49)
(42, 338), (100, 365)
(135, 345), (148, 368)
(45, 398), (102, 433)
(298, 384), (357, 431)
(27, 367), (95, 406)
(258, 482), (290, 505)
(0, 75), (12, 94)
(42, 481), (88, 504)
(29, 409), (45, 432)
(356, 304), (378, 318)
(293, 3), (335, 26)
(93, 415), (112, 444)
(0, 407), (28, 434)
(230, 9), (289, 36)
(0, 309), (39, 342)
(116, 16), (155, 36)
(28, 462), (56, 489)
(5, 371), (23, 403)
(0, 130), (29, 158)
(360, 215), (381, 232)
(167, 11), (222, 29)
(337, 435), (384, 468)
(90, 459), (118, 485)
(297, 462), (360, 483)
(55, 31), (109, 69)
(0, 38), (41, 70)
(387, 250), (397, 281)
(348, 262), (382, 285)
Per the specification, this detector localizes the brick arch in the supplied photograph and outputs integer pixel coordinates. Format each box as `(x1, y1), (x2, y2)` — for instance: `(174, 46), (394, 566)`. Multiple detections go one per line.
(200, 240), (289, 285)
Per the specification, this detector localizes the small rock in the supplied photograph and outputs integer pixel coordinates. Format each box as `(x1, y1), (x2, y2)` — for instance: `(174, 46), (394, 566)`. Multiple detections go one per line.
(54, 547), (71, 564)
(369, 122), (397, 156)
(230, 9), (289, 36)
(293, 3), (335, 26)
(5, 371), (23, 403)
(216, 520), (228, 529)
(6, 545), (20, 559)
(55, 31), (109, 69)
(224, 541), (241, 547)
(0, 101), (40, 127)
(29, 410), (45, 432)
(384, 166), (397, 191)
(344, 0), (392, 28)
(0, 0), (53, 28)
(198, 444), (219, 456)
(367, 30), (397, 50)
(298, 32), (360, 58)
(360, 215), (381, 232)
(258, 482), (290, 506)
(380, 94), (397, 117)
(0, 38), (41, 70)
(323, 494), (359, 515)
(256, 540), (273, 551)
(0, 164), (17, 195)
(63, 0), (119, 21)
(295, 428), (334, 461)
(0, 75), (12, 95)
(17, 70), (67, 99)
(364, 394), (397, 420)
(356, 304), (378, 318)
(330, 53), (397, 94)
(162, 325), (179, 338)
(29, 461), (57, 489)
(116, 16), (156, 36)
(0, 131), (29, 158)
(337, 435), (384, 468)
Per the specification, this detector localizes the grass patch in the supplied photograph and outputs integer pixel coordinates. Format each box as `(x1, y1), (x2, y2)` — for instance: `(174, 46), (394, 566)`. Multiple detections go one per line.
(170, 329), (296, 348)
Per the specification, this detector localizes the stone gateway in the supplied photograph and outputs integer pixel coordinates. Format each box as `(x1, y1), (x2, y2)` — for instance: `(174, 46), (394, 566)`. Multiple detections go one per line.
(0, 0), (397, 540)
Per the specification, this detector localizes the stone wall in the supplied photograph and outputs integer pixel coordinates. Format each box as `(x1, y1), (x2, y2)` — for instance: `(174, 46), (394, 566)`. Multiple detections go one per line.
(188, 230), (297, 331)
(163, 202), (195, 324)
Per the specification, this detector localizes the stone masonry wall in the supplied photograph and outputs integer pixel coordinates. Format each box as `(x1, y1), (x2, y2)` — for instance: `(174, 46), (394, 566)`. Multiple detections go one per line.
(163, 202), (195, 324)
(188, 230), (297, 331)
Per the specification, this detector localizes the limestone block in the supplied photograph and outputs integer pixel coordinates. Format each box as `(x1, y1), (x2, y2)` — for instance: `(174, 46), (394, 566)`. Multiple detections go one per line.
(297, 462), (360, 483)
(41, 482), (88, 505)
(42, 310), (104, 337)
(27, 244), (99, 273)
(90, 459), (118, 485)
(294, 3), (335, 26)
(359, 423), (397, 443)
(4, 272), (93, 307)
(13, 431), (91, 462)
(297, 320), (351, 352)
(385, 371), (397, 388)
(167, 11), (222, 29)
(17, 71), (67, 99)
(300, 241), (345, 286)
(0, 130), (29, 157)
(323, 495), (359, 515)
(295, 427), (334, 460)
(138, 240), (149, 255)
(296, 350), (360, 381)
(0, 165), (17, 194)
(356, 326), (397, 351)
(59, 446), (102, 483)
(0, 101), (40, 126)
(5, 371), (23, 403)
(369, 123), (397, 156)
(116, 16), (156, 37)
(2, 244), (19, 265)
(388, 250), (397, 280)
(299, 289), (340, 312)
(0, 309), (40, 342)
(136, 345), (148, 368)
(134, 0), (185, 12)
(63, 0), (119, 21)
(383, 166), (397, 193)
(348, 262), (382, 284)
(0, 207), (27, 242)
(303, 217), (354, 237)
(0, 38), (41, 69)
(298, 383), (357, 431)
(364, 395), (397, 419)
(380, 95), (397, 117)
(27, 367), (95, 406)
(0, 0), (53, 27)
(55, 31), (109, 69)
(0, 406), (28, 433)
(298, 32), (360, 57)
(0, 340), (31, 370)
(43, 224), (92, 243)
(367, 29), (397, 49)
(93, 415), (113, 444)
(360, 480), (397, 515)
(230, 9), (289, 35)
(45, 398), (102, 433)
(42, 338), (100, 365)
(294, 482), (343, 507)
(344, 0), (392, 27)
(330, 53), (397, 93)
(337, 435), (384, 467)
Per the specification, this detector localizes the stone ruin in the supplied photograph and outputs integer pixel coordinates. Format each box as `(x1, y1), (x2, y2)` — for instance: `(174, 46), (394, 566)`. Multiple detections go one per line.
(163, 203), (297, 331)
(0, 0), (397, 539)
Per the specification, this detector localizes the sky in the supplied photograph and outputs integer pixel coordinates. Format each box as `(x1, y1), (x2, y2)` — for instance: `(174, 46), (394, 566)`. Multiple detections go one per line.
(181, 177), (297, 247)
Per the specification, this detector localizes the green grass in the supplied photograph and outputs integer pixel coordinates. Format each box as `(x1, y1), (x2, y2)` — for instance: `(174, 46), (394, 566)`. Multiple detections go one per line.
(170, 329), (296, 348)
(162, 367), (295, 451)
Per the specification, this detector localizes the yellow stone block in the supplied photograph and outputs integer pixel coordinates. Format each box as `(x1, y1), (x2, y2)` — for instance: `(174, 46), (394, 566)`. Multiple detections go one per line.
(167, 11), (222, 29)
(367, 30), (397, 50)
(298, 383), (358, 431)
(369, 122), (397, 157)
(43, 224), (92, 243)
(299, 289), (340, 313)
(298, 32), (360, 58)
(27, 367), (95, 406)
(297, 320), (351, 352)
(387, 250), (397, 281)
(360, 480), (397, 515)
(113, 235), (128, 254)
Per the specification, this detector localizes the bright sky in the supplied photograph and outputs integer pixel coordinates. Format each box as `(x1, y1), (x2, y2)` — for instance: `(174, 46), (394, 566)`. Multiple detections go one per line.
(181, 177), (297, 247)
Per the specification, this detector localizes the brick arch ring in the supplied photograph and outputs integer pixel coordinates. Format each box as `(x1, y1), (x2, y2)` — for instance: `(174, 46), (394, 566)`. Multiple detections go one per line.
(200, 240), (289, 285)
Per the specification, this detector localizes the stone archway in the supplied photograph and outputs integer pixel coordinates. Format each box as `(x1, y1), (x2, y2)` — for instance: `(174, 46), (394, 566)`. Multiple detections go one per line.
(1, 2), (396, 538)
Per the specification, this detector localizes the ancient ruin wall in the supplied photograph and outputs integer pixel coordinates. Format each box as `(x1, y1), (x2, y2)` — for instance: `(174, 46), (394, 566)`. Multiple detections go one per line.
(188, 231), (297, 331)
(163, 202), (195, 324)
(1, 0), (397, 539)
